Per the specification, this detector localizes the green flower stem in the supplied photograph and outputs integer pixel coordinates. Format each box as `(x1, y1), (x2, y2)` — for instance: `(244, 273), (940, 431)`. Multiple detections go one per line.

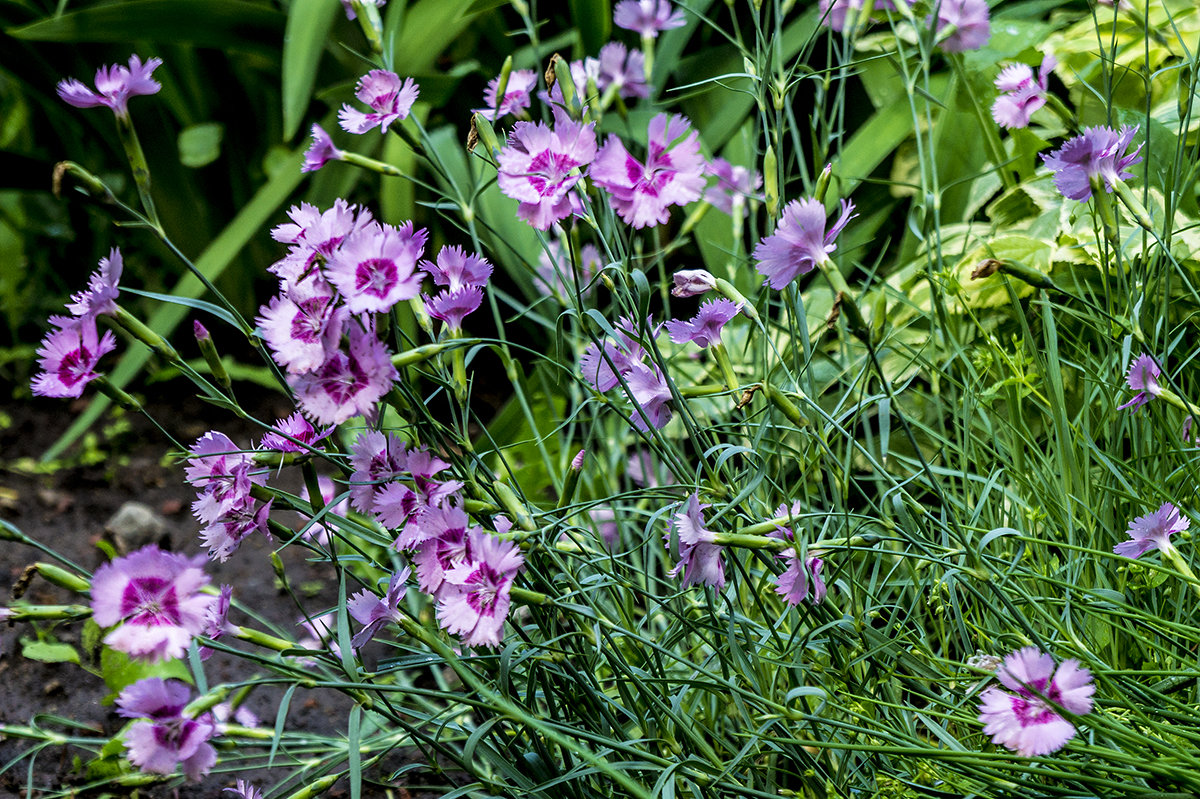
(301, 460), (326, 516)
(111, 305), (181, 363)
(391, 341), (454, 368)
(113, 111), (160, 228)
(92, 375), (143, 412)
(397, 614), (654, 799)
(714, 278), (759, 322)
(2, 604), (92, 622)
(948, 54), (1016, 191)
(679, 383), (728, 397)
(1160, 541), (1200, 601)
(235, 625), (298, 652)
(641, 32), (655, 83)
(352, 0), (384, 54)
(509, 586), (550, 605)
(1090, 176), (1121, 247)
(492, 479), (536, 532)
(340, 151), (406, 178)
(711, 343), (740, 393)
(447, 331), (468, 403)
(1112, 179), (1155, 232)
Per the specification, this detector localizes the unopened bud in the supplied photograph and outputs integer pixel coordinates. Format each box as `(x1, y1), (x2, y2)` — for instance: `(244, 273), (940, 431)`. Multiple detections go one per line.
(194, 320), (231, 390)
(763, 146), (779, 217)
(814, 163), (833, 204)
(672, 269), (718, 297)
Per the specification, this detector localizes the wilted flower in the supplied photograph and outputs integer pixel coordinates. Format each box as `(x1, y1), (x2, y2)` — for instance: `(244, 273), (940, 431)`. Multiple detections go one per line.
(1115, 502), (1190, 559)
(90, 545), (215, 662)
(1116, 353), (1162, 411)
(1042, 125), (1142, 202)
(613, 0), (686, 37)
(754, 198), (856, 289)
(665, 298), (740, 348)
(992, 55), (1056, 130)
(57, 55), (162, 117)
(302, 124), (344, 172)
(977, 647), (1094, 757)
(935, 0), (990, 52)
(117, 678), (217, 781)
(339, 70), (419, 134)
(591, 113), (706, 228)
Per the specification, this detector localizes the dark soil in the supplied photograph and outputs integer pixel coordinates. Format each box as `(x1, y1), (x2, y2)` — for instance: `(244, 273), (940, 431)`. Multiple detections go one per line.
(0, 397), (448, 798)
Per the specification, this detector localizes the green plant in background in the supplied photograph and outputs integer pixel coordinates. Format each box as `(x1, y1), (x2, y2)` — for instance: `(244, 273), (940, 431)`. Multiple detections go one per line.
(3, 0), (1200, 797)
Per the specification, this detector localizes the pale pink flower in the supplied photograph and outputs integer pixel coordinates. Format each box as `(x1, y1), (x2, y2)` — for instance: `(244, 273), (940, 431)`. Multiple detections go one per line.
(291, 325), (398, 425)
(671, 268), (717, 297)
(613, 0), (686, 38)
(348, 567), (409, 648)
(438, 531), (525, 647)
(666, 492), (724, 589)
(705, 158), (762, 216)
(66, 248), (123, 318)
(475, 69), (539, 120)
(935, 0), (990, 52)
(1117, 353), (1162, 411)
(1115, 502), (1190, 559)
(260, 412), (332, 452)
(348, 430), (411, 513)
(257, 281), (348, 375)
(992, 55), (1056, 130)
(302, 124), (344, 172)
(497, 107), (597, 230)
(977, 647), (1094, 757)
(325, 221), (427, 313)
(117, 678), (216, 781)
(753, 198), (855, 289)
(767, 503), (827, 606)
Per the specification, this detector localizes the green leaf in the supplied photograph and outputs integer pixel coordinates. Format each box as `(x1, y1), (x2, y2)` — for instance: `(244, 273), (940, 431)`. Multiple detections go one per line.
(100, 647), (191, 697)
(7, 1), (284, 55)
(21, 637), (80, 664)
(177, 122), (224, 168)
(282, 0), (340, 141)
(569, 0), (611, 55)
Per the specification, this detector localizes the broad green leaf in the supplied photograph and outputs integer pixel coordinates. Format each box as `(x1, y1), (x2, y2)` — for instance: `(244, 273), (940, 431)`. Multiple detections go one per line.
(21, 637), (80, 664)
(100, 646), (192, 697)
(282, 0), (339, 140)
(7, 1), (284, 55)
(177, 122), (224, 168)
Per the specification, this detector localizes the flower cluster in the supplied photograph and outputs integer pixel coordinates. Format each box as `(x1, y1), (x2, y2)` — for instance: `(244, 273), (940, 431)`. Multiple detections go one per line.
(186, 431), (273, 562)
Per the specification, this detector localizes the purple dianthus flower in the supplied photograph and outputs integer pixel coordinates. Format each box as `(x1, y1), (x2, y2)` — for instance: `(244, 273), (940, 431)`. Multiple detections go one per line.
(117, 678), (217, 781)
(591, 113), (706, 229)
(1042, 125), (1142, 202)
(977, 647), (1095, 757)
(57, 55), (162, 117)
(422, 245), (493, 292)
(292, 325), (398, 426)
(90, 545), (215, 661)
(753, 198), (856, 289)
(348, 567), (409, 648)
(992, 55), (1056, 130)
(706, 158), (762, 216)
(613, 0), (686, 38)
(339, 70), (419, 134)
(66, 248), (123, 319)
(31, 316), (117, 398)
(1115, 502), (1189, 559)
(666, 492), (725, 589)
(475, 69), (539, 121)
(665, 298), (740, 348)
(1116, 353), (1162, 411)
(425, 287), (484, 333)
(325, 221), (427, 314)
(767, 503), (827, 606)
(302, 124), (344, 172)
(935, 0), (990, 52)
(438, 531), (525, 648)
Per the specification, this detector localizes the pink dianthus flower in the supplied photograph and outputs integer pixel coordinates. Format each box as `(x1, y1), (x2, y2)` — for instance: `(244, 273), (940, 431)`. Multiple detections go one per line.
(291, 325), (398, 426)
(497, 107), (598, 230)
(325, 221), (427, 314)
(753, 197), (855, 290)
(1115, 502), (1189, 559)
(613, 0), (686, 38)
(117, 678), (217, 781)
(1117, 353), (1162, 411)
(666, 492), (725, 589)
(1042, 125), (1143, 202)
(339, 70), (419, 134)
(90, 545), (214, 661)
(475, 69), (538, 121)
(992, 55), (1056, 130)
(302, 124), (344, 173)
(977, 647), (1094, 757)
(31, 316), (117, 398)
(935, 0), (990, 52)
(591, 113), (706, 229)
(57, 55), (162, 117)
(437, 530), (525, 648)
